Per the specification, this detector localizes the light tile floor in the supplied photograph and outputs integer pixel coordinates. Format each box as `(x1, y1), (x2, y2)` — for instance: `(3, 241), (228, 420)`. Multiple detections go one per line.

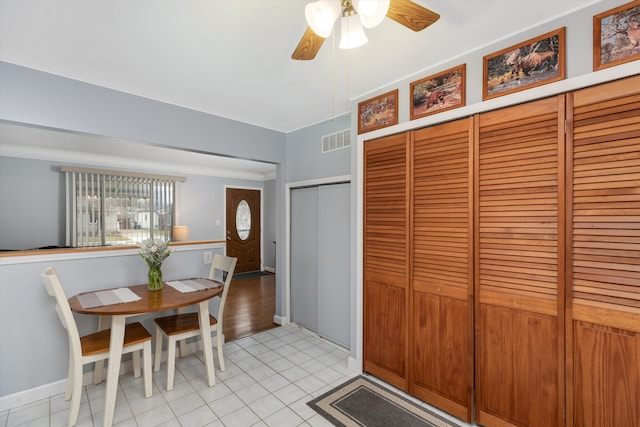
(2, 324), (470, 427)
(1, 325), (357, 427)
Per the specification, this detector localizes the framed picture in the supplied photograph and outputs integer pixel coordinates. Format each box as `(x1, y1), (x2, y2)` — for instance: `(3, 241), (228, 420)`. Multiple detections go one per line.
(594, 0), (640, 71)
(358, 89), (399, 134)
(483, 27), (565, 100)
(410, 64), (466, 121)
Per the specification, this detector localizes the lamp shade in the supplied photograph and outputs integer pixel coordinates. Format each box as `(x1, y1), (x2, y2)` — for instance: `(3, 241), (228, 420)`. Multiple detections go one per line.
(339, 13), (368, 49)
(353, 0), (390, 28)
(173, 225), (189, 242)
(305, 0), (341, 37)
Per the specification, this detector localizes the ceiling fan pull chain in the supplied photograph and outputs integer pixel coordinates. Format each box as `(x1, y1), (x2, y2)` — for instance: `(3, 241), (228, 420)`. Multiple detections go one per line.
(345, 51), (350, 114)
(332, 31), (336, 120)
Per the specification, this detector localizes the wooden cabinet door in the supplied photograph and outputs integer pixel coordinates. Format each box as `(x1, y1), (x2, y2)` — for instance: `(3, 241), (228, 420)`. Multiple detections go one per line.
(410, 117), (474, 422)
(476, 96), (565, 427)
(567, 75), (640, 427)
(363, 133), (410, 391)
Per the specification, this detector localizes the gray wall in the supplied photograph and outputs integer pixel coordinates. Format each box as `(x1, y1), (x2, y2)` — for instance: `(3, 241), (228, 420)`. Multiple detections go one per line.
(0, 246), (225, 397)
(284, 113), (353, 354)
(263, 179), (277, 271)
(0, 62), (286, 164)
(0, 62), (288, 399)
(0, 63), (288, 306)
(178, 174), (265, 242)
(0, 156), (66, 250)
(1, 0), (638, 401)
(0, 154), (265, 397)
(286, 113), (351, 183)
(0, 156), (263, 250)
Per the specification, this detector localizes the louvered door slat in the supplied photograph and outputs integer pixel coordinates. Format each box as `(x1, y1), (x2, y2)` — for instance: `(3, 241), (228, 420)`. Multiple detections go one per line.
(363, 132), (410, 391)
(571, 86), (640, 312)
(476, 96), (563, 427)
(410, 118), (474, 422)
(568, 74), (640, 427)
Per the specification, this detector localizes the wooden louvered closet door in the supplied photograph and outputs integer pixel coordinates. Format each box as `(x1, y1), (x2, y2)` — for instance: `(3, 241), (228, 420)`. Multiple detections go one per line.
(411, 118), (474, 422)
(476, 96), (565, 427)
(363, 133), (410, 391)
(567, 75), (640, 427)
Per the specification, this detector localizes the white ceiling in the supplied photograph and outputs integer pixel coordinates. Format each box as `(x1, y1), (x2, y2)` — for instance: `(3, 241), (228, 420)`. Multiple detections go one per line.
(0, 0), (601, 178)
(0, 0), (599, 133)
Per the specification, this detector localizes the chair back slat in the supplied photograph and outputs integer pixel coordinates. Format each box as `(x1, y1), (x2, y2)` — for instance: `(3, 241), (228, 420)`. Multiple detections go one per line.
(42, 267), (83, 359)
(208, 254), (238, 323)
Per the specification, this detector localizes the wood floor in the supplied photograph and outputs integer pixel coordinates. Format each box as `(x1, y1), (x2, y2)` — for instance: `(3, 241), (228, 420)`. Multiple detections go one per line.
(222, 272), (278, 342)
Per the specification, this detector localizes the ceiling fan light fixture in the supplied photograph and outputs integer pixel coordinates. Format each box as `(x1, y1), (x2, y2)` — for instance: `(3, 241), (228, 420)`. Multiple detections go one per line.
(353, 0), (390, 28)
(293, 0), (439, 60)
(305, 0), (341, 38)
(339, 13), (368, 49)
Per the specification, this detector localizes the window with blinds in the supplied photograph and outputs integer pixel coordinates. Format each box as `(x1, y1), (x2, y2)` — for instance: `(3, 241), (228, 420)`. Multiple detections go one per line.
(63, 167), (185, 247)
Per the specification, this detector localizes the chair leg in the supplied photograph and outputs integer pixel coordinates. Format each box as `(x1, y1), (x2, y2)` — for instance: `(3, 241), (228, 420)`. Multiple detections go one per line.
(68, 363), (83, 427)
(143, 341), (152, 398)
(93, 315), (109, 385)
(216, 330), (225, 371)
(166, 337), (176, 391)
(93, 360), (105, 385)
(177, 306), (188, 358)
(133, 350), (141, 378)
(178, 338), (188, 358)
(154, 326), (163, 372)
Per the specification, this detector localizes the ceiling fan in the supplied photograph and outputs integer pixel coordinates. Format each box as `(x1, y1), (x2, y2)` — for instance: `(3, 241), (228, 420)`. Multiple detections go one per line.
(292, 0), (440, 60)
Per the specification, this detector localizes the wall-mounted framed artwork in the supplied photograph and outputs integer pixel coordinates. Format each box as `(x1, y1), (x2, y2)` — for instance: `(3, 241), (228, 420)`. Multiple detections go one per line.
(594, 0), (640, 71)
(483, 27), (565, 100)
(358, 89), (399, 134)
(410, 64), (466, 121)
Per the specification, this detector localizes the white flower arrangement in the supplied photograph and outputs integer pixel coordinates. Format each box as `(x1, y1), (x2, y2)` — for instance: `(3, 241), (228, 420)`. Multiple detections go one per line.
(138, 238), (173, 268)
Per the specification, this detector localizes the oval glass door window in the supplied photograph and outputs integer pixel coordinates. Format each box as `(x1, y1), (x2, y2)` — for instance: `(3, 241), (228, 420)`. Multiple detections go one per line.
(236, 200), (251, 240)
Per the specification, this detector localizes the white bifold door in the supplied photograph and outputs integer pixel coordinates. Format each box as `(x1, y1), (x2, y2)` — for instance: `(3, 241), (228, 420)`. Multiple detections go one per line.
(291, 182), (350, 349)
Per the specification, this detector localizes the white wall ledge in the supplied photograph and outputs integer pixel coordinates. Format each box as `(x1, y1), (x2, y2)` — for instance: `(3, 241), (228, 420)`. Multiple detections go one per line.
(0, 242), (225, 266)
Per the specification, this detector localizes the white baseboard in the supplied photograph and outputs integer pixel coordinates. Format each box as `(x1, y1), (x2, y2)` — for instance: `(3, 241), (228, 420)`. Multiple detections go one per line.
(273, 314), (287, 325)
(0, 339), (223, 412)
(0, 379), (66, 412)
(0, 359), (137, 412)
(2, 332), (354, 413)
(263, 266), (275, 273)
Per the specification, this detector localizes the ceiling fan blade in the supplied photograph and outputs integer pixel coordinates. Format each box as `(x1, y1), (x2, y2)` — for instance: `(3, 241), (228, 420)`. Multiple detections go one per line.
(292, 27), (326, 60)
(387, 0), (440, 31)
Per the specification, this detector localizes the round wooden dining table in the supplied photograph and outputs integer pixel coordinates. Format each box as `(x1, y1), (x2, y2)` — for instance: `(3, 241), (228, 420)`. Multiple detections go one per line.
(69, 281), (223, 427)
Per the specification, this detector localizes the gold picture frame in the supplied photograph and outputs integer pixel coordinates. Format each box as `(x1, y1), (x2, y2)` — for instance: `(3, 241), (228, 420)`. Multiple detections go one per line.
(358, 89), (399, 134)
(410, 64), (466, 121)
(483, 28), (565, 100)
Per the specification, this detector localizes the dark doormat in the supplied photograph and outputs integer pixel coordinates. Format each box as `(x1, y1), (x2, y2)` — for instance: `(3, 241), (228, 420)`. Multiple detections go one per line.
(232, 270), (272, 280)
(307, 376), (459, 427)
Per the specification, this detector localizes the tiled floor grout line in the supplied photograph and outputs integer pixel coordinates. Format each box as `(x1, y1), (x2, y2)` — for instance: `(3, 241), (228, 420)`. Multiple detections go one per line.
(208, 326), (349, 426)
(1, 324), (353, 427)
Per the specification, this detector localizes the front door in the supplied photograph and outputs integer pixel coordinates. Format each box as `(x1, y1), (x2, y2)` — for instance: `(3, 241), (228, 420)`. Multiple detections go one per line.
(226, 188), (261, 273)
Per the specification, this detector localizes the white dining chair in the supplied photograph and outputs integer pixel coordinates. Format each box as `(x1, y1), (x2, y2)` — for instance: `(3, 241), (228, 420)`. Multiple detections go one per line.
(41, 267), (153, 427)
(153, 254), (237, 391)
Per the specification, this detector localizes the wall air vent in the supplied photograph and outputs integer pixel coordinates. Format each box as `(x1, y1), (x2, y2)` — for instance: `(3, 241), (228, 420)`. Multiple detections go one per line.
(322, 129), (351, 154)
